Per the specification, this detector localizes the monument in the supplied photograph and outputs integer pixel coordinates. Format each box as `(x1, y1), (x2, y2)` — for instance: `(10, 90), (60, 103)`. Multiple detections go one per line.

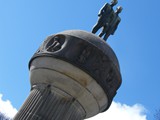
(92, 0), (122, 41)
(13, 0), (122, 120)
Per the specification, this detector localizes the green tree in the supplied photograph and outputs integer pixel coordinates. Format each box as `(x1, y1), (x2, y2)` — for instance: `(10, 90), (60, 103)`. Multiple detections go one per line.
(0, 112), (11, 120)
(155, 109), (160, 120)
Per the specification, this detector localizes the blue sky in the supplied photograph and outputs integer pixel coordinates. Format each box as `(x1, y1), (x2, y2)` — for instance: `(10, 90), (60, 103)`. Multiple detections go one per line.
(0, 0), (160, 120)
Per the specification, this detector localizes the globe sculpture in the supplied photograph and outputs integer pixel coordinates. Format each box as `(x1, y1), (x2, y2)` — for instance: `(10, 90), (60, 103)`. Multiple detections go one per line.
(13, 30), (122, 120)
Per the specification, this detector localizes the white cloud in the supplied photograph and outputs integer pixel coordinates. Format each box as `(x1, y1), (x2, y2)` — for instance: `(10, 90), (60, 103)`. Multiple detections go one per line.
(86, 101), (147, 120)
(0, 94), (17, 118)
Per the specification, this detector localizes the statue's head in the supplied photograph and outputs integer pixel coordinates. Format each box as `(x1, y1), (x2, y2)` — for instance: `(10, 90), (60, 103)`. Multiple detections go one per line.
(111, 0), (118, 6)
(116, 6), (123, 14)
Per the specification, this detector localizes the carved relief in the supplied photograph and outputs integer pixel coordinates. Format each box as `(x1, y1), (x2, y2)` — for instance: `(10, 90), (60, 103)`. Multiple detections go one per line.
(78, 47), (92, 64)
(45, 35), (65, 52)
(92, 53), (109, 79)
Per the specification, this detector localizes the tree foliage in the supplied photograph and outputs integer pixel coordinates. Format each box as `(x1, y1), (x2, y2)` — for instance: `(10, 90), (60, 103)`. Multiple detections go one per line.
(155, 109), (160, 120)
(0, 112), (11, 120)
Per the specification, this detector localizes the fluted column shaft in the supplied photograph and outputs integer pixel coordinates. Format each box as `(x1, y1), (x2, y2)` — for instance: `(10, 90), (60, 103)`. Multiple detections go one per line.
(14, 84), (85, 120)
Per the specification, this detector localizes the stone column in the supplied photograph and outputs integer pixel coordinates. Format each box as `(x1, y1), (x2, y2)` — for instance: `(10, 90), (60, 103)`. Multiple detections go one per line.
(14, 84), (85, 120)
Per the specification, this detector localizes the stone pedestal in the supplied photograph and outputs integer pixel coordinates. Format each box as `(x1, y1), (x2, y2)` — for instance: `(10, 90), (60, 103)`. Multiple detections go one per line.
(14, 30), (122, 120)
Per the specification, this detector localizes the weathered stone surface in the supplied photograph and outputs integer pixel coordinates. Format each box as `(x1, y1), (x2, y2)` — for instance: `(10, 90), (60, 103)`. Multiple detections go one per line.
(14, 30), (122, 120)
(30, 30), (121, 111)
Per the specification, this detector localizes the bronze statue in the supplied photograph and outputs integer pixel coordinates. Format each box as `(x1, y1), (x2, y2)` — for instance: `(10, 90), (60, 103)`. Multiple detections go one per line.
(99, 6), (122, 41)
(92, 0), (118, 34)
(92, 0), (122, 41)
